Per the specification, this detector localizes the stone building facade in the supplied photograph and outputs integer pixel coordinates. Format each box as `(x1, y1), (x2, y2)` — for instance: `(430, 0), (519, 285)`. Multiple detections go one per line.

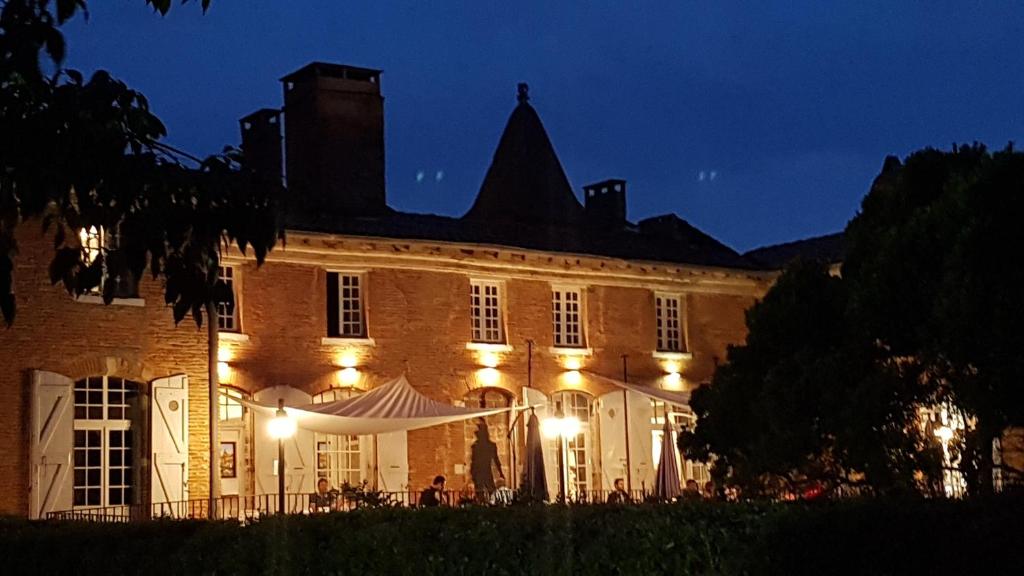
(1, 62), (774, 518)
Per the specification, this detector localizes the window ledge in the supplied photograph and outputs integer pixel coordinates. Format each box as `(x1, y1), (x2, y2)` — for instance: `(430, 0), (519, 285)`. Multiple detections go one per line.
(321, 337), (376, 347)
(76, 295), (146, 307)
(218, 332), (251, 343)
(652, 351), (693, 361)
(465, 342), (513, 353)
(549, 346), (593, 357)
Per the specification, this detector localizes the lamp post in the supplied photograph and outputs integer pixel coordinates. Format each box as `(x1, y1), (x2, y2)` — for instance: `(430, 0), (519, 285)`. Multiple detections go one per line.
(542, 403), (581, 502)
(268, 398), (296, 513)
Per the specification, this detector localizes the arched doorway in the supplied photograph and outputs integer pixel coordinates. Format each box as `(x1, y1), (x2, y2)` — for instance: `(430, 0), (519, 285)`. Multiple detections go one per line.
(550, 390), (596, 499)
(217, 386), (251, 501)
(462, 388), (513, 493)
(312, 387), (371, 490)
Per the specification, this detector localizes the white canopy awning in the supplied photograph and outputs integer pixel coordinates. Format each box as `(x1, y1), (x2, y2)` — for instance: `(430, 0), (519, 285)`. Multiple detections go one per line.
(585, 371), (692, 407)
(235, 375), (512, 435)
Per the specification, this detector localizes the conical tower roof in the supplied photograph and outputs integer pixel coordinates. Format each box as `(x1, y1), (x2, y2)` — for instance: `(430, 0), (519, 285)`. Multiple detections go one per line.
(463, 84), (584, 226)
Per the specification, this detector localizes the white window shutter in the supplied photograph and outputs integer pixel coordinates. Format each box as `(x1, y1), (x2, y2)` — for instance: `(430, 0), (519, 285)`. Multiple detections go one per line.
(522, 387), (558, 500)
(375, 431), (408, 491)
(627, 391), (655, 491)
(150, 375), (189, 506)
(29, 370), (74, 519)
(598, 390), (628, 491)
(253, 386), (314, 499)
(360, 435), (375, 486)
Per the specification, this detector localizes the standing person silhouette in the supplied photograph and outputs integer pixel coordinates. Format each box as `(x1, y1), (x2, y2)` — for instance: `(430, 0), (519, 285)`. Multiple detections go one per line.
(469, 419), (504, 494)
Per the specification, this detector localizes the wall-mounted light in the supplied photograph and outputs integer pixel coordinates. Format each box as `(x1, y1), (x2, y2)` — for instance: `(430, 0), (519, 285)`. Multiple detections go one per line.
(663, 372), (683, 389)
(563, 356), (582, 371)
(561, 370), (583, 386)
(217, 361), (231, 382)
(663, 360), (681, 375)
(338, 367), (360, 386)
(476, 367), (500, 387)
(338, 350), (359, 369)
(217, 348), (233, 363)
(479, 351), (500, 369)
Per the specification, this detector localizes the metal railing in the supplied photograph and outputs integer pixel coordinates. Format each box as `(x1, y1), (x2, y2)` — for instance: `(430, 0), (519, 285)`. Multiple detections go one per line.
(45, 487), (659, 522)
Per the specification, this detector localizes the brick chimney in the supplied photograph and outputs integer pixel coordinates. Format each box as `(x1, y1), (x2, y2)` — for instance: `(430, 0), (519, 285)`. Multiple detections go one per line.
(583, 179), (627, 227)
(239, 108), (283, 185)
(281, 62), (387, 223)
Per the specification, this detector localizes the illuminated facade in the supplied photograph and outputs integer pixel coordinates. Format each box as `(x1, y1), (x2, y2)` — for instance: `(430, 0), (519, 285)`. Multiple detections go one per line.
(1, 62), (774, 517)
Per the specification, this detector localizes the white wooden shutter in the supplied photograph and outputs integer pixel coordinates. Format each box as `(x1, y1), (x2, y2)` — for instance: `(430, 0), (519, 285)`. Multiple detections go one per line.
(522, 387), (558, 500)
(151, 375), (189, 506)
(254, 386), (314, 498)
(376, 431), (408, 491)
(598, 391), (628, 491)
(627, 391), (656, 491)
(360, 435), (375, 486)
(29, 370), (74, 519)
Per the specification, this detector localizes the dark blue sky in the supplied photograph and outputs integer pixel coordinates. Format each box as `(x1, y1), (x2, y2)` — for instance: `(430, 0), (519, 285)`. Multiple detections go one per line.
(64, 1), (1024, 251)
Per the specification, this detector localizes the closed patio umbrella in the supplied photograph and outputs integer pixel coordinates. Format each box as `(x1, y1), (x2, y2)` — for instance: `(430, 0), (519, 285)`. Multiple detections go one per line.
(521, 410), (549, 502)
(654, 420), (682, 501)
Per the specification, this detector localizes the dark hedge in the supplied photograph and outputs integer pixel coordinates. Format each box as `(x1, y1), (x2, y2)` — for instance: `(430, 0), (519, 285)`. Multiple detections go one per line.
(2, 497), (1022, 575)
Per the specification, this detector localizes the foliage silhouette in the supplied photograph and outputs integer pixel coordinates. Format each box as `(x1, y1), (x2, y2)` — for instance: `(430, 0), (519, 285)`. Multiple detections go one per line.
(0, 0), (281, 327)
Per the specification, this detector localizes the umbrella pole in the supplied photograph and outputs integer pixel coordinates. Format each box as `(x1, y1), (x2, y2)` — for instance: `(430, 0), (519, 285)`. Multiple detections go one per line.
(621, 355), (632, 493)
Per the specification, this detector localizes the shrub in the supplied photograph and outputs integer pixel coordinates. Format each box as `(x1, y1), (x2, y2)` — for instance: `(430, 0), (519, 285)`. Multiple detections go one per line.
(1, 496), (1022, 575)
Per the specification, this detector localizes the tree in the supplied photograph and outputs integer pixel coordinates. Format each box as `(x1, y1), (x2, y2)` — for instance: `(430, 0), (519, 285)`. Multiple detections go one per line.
(681, 260), (936, 497)
(1, 0), (279, 328)
(844, 144), (1024, 494)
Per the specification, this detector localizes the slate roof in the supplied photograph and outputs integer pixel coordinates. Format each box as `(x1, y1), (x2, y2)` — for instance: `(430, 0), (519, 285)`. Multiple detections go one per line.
(463, 85), (584, 226)
(743, 232), (845, 269)
(287, 84), (762, 271)
(295, 211), (759, 270)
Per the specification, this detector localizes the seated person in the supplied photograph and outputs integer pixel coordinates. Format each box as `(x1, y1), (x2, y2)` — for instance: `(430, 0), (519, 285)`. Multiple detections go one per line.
(419, 475), (446, 507)
(489, 477), (515, 506)
(309, 478), (337, 513)
(607, 477), (632, 504)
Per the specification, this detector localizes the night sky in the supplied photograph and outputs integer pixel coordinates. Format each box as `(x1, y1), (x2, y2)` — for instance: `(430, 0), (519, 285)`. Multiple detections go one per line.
(64, 2), (1024, 251)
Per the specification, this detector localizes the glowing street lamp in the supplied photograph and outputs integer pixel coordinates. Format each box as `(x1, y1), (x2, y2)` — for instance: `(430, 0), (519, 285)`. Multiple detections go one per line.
(268, 399), (296, 513)
(542, 405), (581, 502)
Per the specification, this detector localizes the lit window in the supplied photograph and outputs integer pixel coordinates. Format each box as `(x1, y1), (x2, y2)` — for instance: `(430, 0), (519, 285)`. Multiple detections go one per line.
(552, 288), (584, 347)
(217, 266), (240, 332)
(77, 224), (138, 298)
(328, 273), (366, 338)
(72, 376), (139, 508)
(218, 387), (247, 421)
(313, 388), (365, 488)
(655, 294), (684, 352)
(551, 391), (593, 497)
(470, 280), (504, 343)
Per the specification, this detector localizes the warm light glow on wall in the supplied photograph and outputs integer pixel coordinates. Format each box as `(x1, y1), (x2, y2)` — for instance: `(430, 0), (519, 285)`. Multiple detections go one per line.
(338, 350), (360, 369)
(562, 356), (582, 371)
(476, 367), (500, 387)
(479, 351), (500, 368)
(338, 367), (360, 386)
(217, 348), (233, 363)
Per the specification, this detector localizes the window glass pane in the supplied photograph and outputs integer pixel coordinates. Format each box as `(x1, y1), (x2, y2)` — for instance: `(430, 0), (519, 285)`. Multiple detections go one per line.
(313, 389), (364, 488)
(72, 376), (138, 509)
(338, 275), (365, 337)
(470, 281), (504, 343)
(218, 266), (239, 331)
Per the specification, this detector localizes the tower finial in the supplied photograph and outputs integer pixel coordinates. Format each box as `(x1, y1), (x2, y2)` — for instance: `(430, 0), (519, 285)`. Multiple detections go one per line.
(517, 82), (529, 103)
